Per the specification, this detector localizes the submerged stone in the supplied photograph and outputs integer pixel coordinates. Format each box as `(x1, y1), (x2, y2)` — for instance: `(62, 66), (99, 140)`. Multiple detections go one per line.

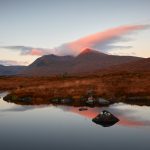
(92, 110), (119, 127)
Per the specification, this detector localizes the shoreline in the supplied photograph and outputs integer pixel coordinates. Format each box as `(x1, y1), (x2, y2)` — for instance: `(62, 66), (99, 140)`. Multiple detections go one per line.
(3, 90), (150, 106)
(1, 71), (150, 106)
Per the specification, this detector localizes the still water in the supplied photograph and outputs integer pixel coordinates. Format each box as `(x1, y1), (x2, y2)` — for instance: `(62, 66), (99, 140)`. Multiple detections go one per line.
(0, 92), (150, 150)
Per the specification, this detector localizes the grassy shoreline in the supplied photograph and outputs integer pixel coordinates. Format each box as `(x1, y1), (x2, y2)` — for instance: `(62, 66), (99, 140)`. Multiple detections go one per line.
(1, 71), (150, 106)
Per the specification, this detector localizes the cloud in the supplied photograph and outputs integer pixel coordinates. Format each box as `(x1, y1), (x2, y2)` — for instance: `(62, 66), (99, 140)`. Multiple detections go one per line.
(2, 46), (52, 56)
(0, 60), (28, 66)
(56, 24), (149, 55)
(2, 24), (149, 57)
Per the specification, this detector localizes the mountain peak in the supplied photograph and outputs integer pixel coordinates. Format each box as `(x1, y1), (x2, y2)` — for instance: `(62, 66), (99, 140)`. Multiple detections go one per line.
(81, 48), (93, 53)
(77, 48), (107, 57)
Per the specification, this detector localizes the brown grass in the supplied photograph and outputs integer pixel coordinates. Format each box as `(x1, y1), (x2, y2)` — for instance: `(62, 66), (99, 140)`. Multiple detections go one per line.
(1, 71), (150, 105)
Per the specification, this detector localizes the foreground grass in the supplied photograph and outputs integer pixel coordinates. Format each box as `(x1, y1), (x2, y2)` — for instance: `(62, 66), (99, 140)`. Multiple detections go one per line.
(1, 71), (150, 105)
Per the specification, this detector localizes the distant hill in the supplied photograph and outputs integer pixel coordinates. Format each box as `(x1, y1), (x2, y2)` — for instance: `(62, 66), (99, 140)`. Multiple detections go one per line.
(104, 57), (150, 72)
(21, 48), (142, 76)
(21, 54), (75, 76)
(0, 65), (26, 76)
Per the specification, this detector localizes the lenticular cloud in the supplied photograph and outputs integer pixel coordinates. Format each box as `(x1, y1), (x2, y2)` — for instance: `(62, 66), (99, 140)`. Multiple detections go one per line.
(56, 24), (148, 56)
(2, 24), (149, 56)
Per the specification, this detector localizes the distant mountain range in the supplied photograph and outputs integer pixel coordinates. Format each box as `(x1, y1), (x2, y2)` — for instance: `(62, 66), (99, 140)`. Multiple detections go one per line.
(0, 48), (149, 76)
(0, 65), (26, 76)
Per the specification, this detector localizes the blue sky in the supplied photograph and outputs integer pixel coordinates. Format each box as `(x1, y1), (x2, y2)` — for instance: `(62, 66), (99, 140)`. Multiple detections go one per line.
(0, 0), (150, 65)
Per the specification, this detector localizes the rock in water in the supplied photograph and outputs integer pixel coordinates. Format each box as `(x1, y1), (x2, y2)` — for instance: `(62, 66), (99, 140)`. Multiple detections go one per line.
(92, 110), (119, 127)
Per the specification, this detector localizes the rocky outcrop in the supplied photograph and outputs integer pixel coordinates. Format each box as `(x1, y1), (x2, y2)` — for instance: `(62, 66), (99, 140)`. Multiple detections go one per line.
(92, 110), (119, 127)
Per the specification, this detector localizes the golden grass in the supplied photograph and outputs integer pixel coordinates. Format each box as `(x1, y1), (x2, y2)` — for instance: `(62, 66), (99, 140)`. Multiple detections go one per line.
(1, 71), (150, 105)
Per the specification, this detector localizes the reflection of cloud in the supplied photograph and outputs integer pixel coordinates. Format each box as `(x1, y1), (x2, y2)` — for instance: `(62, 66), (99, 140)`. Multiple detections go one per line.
(59, 106), (101, 119)
(0, 41), (4, 44)
(0, 105), (49, 112)
(108, 103), (150, 127)
(1, 106), (34, 112)
(57, 104), (150, 127)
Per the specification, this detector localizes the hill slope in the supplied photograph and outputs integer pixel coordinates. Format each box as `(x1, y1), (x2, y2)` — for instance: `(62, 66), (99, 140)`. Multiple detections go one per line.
(101, 57), (150, 73)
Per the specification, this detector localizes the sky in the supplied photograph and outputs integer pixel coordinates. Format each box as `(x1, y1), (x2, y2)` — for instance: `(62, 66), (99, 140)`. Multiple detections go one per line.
(0, 0), (150, 65)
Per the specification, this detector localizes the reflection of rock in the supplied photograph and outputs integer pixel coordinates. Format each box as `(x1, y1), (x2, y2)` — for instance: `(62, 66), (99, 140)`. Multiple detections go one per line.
(92, 110), (119, 127)
(79, 107), (88, 111)
(51, 98), (73, 104)
(61, 98), (73, 104)
(3, 94), (33, 104)
(97, 98), (111, 106)
(20, 97), (32, 102)
(51, 98), (60, 103)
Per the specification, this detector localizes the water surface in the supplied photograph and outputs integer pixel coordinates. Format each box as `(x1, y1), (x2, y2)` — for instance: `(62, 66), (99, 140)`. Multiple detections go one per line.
(0, 92), (150, 150)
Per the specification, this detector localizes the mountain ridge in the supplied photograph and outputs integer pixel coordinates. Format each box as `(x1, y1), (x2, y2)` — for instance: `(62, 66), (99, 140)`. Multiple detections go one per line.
(20, 48), (143, 76)
(0, 48), (148, 76)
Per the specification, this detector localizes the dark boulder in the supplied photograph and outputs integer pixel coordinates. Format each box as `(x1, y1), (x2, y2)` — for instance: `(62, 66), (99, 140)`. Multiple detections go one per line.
(92, 110), (119, 127)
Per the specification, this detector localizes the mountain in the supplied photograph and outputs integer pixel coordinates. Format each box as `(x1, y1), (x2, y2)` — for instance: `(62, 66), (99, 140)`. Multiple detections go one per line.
(105, 57), (150, 72)
(21, 54), (75, 76)
(71, 48), (142, 73)
(0, 65), (26, 76)
(21, 48), (143, 76)
(126, 57), (150, 71)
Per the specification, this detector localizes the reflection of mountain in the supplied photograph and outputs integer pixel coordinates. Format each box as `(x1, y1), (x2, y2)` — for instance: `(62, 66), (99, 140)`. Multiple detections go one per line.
(58, 104), (150, 127)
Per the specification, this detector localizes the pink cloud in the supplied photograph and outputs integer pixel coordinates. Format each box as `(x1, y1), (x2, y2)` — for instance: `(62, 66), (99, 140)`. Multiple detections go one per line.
(57, 24), (148, 56)
(3, 24), (149, 57)
(30, 49), (47, 56)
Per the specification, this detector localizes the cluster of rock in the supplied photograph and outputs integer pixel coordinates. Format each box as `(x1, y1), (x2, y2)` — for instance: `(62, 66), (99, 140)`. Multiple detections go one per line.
(86, 96), (111, 106)
(50, 98), (73, 104)
(3, 94), (33, 104)
(3, 92), (112, 107)
(50, 96), (112, 107)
